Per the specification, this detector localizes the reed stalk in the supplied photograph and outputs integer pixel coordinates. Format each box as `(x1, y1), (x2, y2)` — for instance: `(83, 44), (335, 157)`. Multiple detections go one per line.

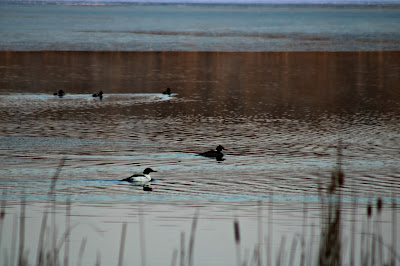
(11, 214), (17, 266)
(180, 232), (185, 266)
(257, 200), (262, 266)
(361, 220), (366, 266)
(138, 206), (146, 266)
(371, 224), (376, 265)
(276, 236), (286, 266)
(96, 251), (101, 266)
(307, 223), (316, 266)
(0, 190), (6, 253)
(251, 245), (260, 266)
(267, 191), (273, 266)
(391, 195), (397, 266)
(18, 196), (26, 266)
(188, 210), (199, 266)
(64, 199), (71, 266)
(376, 198), (383, 265)
(366, 204), (372, 266)
(243, 249), (249, 266)
(170, 248), (178, 266)
(77, 237), (87, 266)
(350, 187), (357, 266)
(288, 235), (298, 266)
(233, 218), (241, 266)
(36, 210), (49, 266)
(300, 193), (308, 266)
(118, 223), (127, 266)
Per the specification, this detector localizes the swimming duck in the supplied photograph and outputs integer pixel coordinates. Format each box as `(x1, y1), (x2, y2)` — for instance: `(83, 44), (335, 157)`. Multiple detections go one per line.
(162, 88), (172, 96)
(92, 91), (103, 99)
(121, 168), (157, 182)
(199, 145), (225, 159)
(53, 90), (65, 97)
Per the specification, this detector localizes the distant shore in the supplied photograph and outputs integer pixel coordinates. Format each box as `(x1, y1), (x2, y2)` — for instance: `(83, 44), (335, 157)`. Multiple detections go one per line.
(1, 1), (400, 7)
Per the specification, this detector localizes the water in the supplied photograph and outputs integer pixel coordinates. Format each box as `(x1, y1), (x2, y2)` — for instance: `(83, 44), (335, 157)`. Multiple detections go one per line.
(1, 52), (399, 201)
(0, 2), (400, 265)
(1, 51), (399, 265)
(1, 3), (400, 51)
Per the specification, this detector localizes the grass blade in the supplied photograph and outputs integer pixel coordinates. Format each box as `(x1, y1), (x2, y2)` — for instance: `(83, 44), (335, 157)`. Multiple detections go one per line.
(118, 223), (127, 266)
(18, 197), (26, 266)
(188, 210), (199, 266)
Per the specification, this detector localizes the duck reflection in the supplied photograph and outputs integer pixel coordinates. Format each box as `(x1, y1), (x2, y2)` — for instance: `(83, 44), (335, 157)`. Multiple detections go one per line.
(123, 181), (154, 191)
(143, 184), (153, 191)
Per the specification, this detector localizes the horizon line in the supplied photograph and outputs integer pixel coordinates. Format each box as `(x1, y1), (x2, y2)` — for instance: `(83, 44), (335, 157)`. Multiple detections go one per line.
(2, 0), (400, 5)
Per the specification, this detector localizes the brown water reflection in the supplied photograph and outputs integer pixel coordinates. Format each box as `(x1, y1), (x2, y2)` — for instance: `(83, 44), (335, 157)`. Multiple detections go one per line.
(1, 51), (399, 198)
(1, 52), (400, 115)
(0, 51), (400, 266)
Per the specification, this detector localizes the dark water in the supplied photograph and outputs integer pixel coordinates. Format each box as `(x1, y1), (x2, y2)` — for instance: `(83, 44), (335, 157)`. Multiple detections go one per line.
(1, 51), (399, 265)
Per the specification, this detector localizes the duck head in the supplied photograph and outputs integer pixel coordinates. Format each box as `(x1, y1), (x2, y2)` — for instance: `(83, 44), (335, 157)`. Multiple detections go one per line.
(216, 145), (225, 152)
(143, 168), (157, 175)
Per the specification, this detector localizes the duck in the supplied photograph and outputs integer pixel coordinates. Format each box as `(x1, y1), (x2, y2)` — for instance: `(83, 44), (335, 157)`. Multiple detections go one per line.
(121, 168), (157, 182)
(162, 88), (172, 96)
(92, 91), (103, 99)
(199, 145), (225, 159)
(53, 90), (65, 97)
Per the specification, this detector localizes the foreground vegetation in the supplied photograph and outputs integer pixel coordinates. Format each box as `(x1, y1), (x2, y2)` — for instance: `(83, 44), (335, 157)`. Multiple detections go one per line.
(1, 149), (399, 266)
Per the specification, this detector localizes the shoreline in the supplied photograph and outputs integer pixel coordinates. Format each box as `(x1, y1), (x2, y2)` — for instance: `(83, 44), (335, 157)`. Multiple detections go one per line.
(1, 50), (400, 53)
(2, 1), (400, 8)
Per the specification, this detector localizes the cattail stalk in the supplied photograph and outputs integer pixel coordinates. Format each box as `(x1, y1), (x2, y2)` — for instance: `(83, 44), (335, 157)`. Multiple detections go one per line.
(234, 218), (241, 266)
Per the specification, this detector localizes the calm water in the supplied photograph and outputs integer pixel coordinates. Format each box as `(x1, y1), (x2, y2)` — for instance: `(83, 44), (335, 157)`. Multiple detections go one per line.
(1, 3), (400, 263)
(0, 51), (399, 265)
(1, 3), (400, 51)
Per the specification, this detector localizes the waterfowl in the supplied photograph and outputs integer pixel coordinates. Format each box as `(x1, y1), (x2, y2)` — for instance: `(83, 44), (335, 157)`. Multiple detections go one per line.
(92, 91), (103, 99)
(199, 145), (225, 159)
(53, 90), (65, 97)
(121, 168), (157, 182)
(162, 88), (172, 96)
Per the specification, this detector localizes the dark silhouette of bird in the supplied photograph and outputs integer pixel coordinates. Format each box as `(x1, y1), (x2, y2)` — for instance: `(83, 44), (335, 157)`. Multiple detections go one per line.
(53, 90), (65, 97)
(163, 88), (172, 96)
(92, 91), (103, 99)
(199, 145), (225, 160)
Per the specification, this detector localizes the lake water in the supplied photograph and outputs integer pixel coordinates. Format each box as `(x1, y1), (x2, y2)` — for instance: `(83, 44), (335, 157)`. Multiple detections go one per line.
(1, 3), (400, 51)
(1, 51), (399, 265)
(0, 2), (400, 266)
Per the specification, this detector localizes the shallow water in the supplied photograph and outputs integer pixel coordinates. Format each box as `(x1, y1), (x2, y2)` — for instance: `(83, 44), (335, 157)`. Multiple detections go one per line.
(0, 51), (399, 265)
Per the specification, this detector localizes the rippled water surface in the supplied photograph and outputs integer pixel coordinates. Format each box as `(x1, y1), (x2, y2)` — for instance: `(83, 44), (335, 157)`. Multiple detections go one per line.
(1, 3), (400, 51)
(1, 51), (399, 265)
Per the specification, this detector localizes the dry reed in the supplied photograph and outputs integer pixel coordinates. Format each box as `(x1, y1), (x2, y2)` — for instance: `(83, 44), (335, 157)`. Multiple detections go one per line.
(118, 223), (127, 266)
(233, 218), (241, 266)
